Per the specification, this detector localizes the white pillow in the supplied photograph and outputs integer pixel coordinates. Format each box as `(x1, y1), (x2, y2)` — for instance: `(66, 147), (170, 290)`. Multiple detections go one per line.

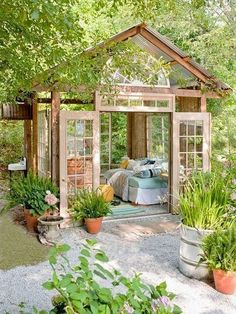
(127, 159), (138, 170)
(133, 164), (155, 173)
(161, 162), (168, 172)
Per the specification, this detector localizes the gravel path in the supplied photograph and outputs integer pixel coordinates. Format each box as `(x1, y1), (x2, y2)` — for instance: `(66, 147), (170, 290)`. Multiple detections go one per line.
(0, 223), (236, 314)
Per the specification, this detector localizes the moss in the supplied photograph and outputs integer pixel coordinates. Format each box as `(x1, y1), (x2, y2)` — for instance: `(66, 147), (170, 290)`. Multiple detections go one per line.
(0, 214), (49, 270)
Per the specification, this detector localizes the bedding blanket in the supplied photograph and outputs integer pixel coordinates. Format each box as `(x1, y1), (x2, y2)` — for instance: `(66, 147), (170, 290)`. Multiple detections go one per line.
(108, 169), (134, 201)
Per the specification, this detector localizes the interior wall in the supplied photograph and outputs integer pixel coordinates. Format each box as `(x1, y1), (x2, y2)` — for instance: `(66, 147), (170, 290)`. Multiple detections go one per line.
(127, 112), (147, 159)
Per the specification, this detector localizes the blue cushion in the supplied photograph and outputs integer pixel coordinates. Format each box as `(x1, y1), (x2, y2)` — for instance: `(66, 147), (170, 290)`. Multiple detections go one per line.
(128, 176), (168, 189)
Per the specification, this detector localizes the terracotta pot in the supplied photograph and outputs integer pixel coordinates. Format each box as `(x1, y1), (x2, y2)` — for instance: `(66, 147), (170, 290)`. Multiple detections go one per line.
(84, 217), (103, 234)
(213, 269), (236, 295)
(24, 209), (38, 233)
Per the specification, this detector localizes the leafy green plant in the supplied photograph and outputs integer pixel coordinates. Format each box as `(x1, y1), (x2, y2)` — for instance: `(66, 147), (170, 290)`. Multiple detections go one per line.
(10, 172), (59, 217)
(41, 240), (182, 314)
(70, 188), (111, 220)
(179, 171), (233, 230)
(200, 227), (236, 272)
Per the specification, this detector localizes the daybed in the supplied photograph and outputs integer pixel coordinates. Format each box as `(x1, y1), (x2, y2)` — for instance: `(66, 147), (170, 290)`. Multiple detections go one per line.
(104, 159), (168, 205)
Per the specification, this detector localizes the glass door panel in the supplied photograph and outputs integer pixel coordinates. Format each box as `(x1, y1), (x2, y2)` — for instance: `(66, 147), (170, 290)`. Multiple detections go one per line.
(66, 119), (93, 195)
(60, 111), (99, 215)
(172, 112), (210, 210)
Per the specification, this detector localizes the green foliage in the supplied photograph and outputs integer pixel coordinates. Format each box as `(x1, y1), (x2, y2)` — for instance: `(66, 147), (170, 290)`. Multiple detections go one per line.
(70, 188), (111, 220)
(0, 0), (162, 103)
(212, 106), (236, 157)
(200, 227), (236, 272)
(0, 120), (24, 167)
(179, 171), (234, 230)
(10, 172), (59, 217)
(111, 113), (127, 165)
(41, 240), (182, 314)
(211, 154), (236, 207)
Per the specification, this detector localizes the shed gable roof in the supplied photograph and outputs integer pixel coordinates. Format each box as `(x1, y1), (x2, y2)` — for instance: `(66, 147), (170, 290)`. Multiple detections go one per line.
(92, 23), (230, 91)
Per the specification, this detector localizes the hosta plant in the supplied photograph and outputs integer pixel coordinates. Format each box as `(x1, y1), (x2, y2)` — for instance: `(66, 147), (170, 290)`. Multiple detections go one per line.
(41, 240), (182, 314)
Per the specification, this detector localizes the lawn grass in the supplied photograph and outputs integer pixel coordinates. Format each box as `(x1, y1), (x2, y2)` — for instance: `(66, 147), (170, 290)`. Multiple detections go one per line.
(0, 214), (49, 270)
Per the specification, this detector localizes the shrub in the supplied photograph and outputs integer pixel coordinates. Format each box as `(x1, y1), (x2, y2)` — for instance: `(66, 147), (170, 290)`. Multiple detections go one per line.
(41, 240), (182, 314)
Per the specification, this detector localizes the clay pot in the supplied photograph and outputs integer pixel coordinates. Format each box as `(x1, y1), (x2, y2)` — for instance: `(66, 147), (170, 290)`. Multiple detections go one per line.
(213, 269), (236, 295)
(84, 217), (103, 234)
(24, 209), (38, 233)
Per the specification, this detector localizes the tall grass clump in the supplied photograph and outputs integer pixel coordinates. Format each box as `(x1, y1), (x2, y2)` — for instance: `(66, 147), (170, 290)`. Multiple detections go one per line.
(179, 171), (232, 230)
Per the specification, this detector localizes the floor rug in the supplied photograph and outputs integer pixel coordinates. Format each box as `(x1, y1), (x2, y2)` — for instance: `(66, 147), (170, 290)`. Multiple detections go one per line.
(109, 205), (145, 217)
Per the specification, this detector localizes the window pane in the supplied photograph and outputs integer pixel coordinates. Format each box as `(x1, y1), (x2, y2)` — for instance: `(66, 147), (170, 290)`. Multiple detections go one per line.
(188, 137), (195, 152)
(188, 154), (195, 168)
(196, 153), (203, 168)
(196, 120), (203, 135)
(196, 137), (203, 152)
(187, 121), (195, 136)
(180, 153), (187, 168)
(66, 119), (93, 192)
(179, 137), (187, 152)
(180, 121), (187, 136)
(85, 120), (93, 137)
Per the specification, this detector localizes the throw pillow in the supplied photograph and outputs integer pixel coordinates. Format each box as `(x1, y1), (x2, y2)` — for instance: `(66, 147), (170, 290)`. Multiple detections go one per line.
(120, 159), (129, 169)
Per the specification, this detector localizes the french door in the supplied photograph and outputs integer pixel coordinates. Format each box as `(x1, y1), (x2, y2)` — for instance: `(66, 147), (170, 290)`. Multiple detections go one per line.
(171, 112), (211, 210)
(60, 111), (100, 216)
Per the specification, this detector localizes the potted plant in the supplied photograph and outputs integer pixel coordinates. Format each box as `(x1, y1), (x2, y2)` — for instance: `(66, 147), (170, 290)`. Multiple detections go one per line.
(11, 172), (59, 233)
(178, 171), (232, 279)
(70, 188), (111, 234)
(38, 191), (64, 243)
(200, 226), (236, 294)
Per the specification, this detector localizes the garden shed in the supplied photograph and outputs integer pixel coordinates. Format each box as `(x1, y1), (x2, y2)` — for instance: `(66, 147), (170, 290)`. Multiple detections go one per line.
(6, 23), (231, 219)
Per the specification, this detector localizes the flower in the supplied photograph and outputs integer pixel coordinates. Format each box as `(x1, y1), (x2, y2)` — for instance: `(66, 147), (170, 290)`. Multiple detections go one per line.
(122, 303), (134, 313)
(152, 296), (174, 311)
(232, 179), (236, 185)
(45, 191), (58, 206)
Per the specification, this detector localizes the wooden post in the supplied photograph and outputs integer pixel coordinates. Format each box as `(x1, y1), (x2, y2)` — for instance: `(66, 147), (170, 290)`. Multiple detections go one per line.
(24, 120), (32, 171)
(200, 95), (207, 112)
(32, 92), (38, 172)
(127, 113), (133, 158)
(51, 91), (60, 185)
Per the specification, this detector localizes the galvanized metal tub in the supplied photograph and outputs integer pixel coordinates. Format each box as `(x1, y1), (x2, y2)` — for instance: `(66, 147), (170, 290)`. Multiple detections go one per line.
(179, 223), (212, 280)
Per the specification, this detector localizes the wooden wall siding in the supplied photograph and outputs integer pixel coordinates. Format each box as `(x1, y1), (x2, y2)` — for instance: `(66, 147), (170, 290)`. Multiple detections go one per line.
(24, 120), (32, 170)
(127, 113), (147, 159)
(1, 103), (32, 120)
(51, 91), (60, 185)
(32, 93), (38, 172)
(178, 97), (200, 112)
